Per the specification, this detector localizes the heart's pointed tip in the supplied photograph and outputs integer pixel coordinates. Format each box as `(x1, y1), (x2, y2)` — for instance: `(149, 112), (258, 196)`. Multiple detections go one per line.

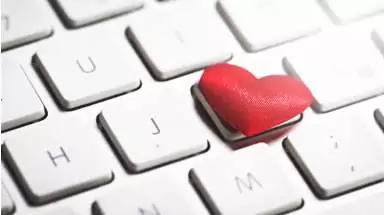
(239, 114), (301, 138)
(240, 121), (276, 137)
(242, 128), (262, 137)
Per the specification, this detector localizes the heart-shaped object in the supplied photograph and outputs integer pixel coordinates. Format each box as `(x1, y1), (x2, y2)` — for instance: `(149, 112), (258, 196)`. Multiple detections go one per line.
(198, 63), (313, 137)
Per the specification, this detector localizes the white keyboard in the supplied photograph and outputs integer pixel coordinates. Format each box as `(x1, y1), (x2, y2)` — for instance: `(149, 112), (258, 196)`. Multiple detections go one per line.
(1, 0), (384, 214)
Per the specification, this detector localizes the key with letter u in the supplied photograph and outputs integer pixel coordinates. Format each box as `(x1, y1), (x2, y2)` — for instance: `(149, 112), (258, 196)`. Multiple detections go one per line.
(34, 33), (141, 110)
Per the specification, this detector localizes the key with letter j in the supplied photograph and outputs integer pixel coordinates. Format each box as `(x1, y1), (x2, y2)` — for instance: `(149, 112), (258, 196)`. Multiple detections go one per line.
(99, 94), (208, 172)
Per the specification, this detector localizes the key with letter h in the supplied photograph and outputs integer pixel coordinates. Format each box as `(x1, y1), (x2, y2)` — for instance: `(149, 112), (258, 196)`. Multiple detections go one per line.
(2, 120), (113, 204)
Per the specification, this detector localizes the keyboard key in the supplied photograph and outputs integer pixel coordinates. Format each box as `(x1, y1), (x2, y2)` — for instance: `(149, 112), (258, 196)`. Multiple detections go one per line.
(99, 96), (208, 172)
(2, 57), (45, 131)
(219, 0), (326, 52)
(285, 116), (384, 198)
(190, 143), (302, 215)
(2, 185), (15, 215)
(34, 36), (141, 110)
(93, 180), (202, 215)
(53, 0), (144, 28)
(2, 121), (113, 204)
(320, 0), (384, 24)
(318, 192), (384, 215)
(1, 0), (53, 50)
(283, 31), (384, 112)
(128, 5), (232, 80)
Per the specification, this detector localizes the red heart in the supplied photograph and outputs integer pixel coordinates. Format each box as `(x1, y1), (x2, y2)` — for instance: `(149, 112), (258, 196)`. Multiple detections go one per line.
(198, 63), (313, 137)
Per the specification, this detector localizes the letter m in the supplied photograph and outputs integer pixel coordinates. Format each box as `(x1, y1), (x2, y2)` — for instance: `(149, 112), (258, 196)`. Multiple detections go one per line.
(235, 172), (263, 193)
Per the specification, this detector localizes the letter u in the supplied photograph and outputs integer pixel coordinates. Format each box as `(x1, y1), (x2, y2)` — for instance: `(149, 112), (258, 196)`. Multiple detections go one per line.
(76, 57), (96, 73)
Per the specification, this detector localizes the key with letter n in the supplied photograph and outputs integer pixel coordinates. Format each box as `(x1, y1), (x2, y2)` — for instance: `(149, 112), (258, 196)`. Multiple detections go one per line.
(93, 179), (207, 215)
(190, 143), (302, 215)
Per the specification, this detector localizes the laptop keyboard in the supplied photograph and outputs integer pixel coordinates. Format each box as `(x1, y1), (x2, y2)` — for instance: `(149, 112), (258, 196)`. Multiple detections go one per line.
(1, 0), (384, 214)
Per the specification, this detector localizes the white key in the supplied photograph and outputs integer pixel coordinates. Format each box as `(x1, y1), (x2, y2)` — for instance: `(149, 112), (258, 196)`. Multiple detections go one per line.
(53, 0), (144, 27)
(1, 0), (53, 49)
(320, 0), (384, 24)
(1, 185), (15, 215)
(128, 5), (232, 80)
(285, 116), (384, 198)
(190, 143), (302, 215)
(3, 121), (113, 204)
(34, 36), (141, 110)
(318, 192), (384, 215)
(93, 179), (203, 215)
(218, 0), (326, 52)
(99, 96), (208, 172)
(283, 31), (384, 112)
(2, 57), (45, 131)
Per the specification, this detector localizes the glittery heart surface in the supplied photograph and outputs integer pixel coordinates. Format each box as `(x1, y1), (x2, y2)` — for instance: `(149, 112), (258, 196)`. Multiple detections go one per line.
(198, 63), (313, 136)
